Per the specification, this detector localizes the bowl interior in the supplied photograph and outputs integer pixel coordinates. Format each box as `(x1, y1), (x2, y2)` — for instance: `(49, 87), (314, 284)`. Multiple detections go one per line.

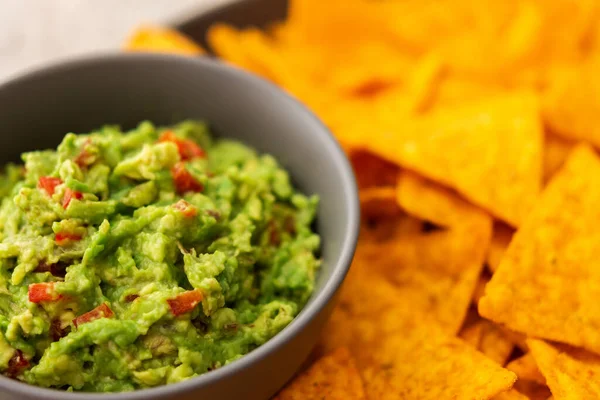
(0, 54), (358, 397)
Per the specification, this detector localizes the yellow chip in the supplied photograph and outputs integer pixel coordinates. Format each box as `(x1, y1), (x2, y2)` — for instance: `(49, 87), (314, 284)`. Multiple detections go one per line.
(359, 186), (401, 222)
(273, 347), (367, 400)
(473, 272), (491, 304)
(505, 352), (546, 385)
(396, 170), (491, 229)
(529, 339), (600, 400)
(480, 145), (600, 354)
(368, 93), (543, 227)
(513, 380), (552, 400)
(124, 25), (205, 55)
(486, 223), (515, 273)
(459, 319), (514, 365)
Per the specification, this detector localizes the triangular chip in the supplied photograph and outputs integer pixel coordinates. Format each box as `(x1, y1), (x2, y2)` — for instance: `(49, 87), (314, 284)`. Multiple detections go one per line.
(480, 144), (600, 354)
(396, 171), (491, 230)
(367, 93), (543, 226)
(319, 274), (516, 400)
(273, 347), (367, 400)
(528, 339), (600, 400)
(543, 133), (574, 184)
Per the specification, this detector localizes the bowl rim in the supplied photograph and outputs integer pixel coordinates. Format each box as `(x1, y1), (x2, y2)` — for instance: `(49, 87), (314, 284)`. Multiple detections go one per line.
(0, 52), (360, 399)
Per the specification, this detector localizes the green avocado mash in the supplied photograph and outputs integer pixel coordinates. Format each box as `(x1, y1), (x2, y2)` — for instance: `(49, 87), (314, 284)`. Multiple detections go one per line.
(0, 121), (320, 392)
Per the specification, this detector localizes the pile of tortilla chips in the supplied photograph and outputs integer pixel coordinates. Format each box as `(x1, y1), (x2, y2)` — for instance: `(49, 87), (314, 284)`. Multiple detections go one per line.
(126, 1), (600, 398)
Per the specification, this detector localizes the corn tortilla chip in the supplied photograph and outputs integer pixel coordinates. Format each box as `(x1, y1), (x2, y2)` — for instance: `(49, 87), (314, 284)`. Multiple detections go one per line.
(396, 171), (491, 230)
(319, 271), (516, 399)
(368, 93), (543, 226)
(473, 272), (491, 304)
(480, 145), (600, 354)
(459, 318), (515, 365)
(528, 339), (600, 400)
(513, 380), (553, 400)
(273, 347), (366, 400)
(359, 186), (401, 222)
(350, 150), (399, 189)
(124, 25), (205, 55)
(486, 223), (515, 273)
(506, 352), (546, 385)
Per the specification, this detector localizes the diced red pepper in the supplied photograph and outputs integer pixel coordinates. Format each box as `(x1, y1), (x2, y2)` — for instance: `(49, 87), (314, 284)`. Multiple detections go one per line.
(28, 282), (62, 303)
(62, 188), (83, 209)
(37, 177), (63, 196)
(5, 350), (29, 379)
(167, 290), (203, 316)
(55, 232), (83, 246)
(74, 139), (95, 167)
(159, 131), (205, 161)
(172, 199), (197, 218)
(171, 162), (203, 194)
(73, 303), (114, 328)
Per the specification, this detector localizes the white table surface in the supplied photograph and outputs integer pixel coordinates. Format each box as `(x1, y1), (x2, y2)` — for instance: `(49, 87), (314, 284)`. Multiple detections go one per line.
(0, 0), (233, 83)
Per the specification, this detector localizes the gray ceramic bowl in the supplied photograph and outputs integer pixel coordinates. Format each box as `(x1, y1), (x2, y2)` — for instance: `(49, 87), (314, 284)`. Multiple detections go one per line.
(0, 53), (359, 399)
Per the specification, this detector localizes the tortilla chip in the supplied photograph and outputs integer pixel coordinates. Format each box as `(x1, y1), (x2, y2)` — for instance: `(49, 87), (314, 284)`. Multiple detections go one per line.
(486, 223), (515, 273)
(273, 347), (366, 400)
(480, 144), (600, 354)
(543, 133), (575, 184)
(407, 52), (446, 113)
(506, 352), (546, 385)
(320, 271), (516, 399)
(368, 93), (543, 226)
(124, 25), (205, 55)
(493, 389), (530, 400)
(543, 57), (600, 147)
(529, 339), (600, 400)
(396, 171), (491, 230)
(459, 319), (514, 365)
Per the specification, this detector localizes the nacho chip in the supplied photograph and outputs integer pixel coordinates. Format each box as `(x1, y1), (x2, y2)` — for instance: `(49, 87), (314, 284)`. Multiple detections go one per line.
(124, 25), (205, 55)
(368, 93), (543, 226)
(486, 223), (515, 273)
(473, 272), (491, 304)
(543, 133), (575, 184)
(459, 319), (514, 365)
(506, 352), (546, 385)
(396, 171), (491, 229)
(480, 145), (600, 354)
(273, 347), (366, 400)
(529, 339), (600, 400)
(493, 389), (530, 400)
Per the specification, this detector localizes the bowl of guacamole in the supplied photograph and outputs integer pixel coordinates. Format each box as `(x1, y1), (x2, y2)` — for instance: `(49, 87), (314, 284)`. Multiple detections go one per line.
(0, 54), (359, 400)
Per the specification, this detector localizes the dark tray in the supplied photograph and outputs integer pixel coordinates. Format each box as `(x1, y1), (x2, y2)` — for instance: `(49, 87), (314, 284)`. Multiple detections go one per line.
(176, 0), (288, 52)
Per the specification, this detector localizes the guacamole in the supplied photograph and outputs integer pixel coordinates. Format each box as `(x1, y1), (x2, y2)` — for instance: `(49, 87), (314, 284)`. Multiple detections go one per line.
(0, 121), (320, 392)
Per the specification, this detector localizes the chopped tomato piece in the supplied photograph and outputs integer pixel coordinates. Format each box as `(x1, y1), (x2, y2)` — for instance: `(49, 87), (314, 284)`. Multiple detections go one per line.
(62, 188), (83, 209)
(159, 131), (205, 160)
(172, 199), (197, 217)
(6, 350), (29, 378)
(171, 162), (203, 194)
(74, 139), (95, 167)
(28, 282), (62, 303)
(38, 177), (63, 196)
(55, 232), (83, 246)
(167, 290), (203, 316)
(73, 303), (114, 328)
